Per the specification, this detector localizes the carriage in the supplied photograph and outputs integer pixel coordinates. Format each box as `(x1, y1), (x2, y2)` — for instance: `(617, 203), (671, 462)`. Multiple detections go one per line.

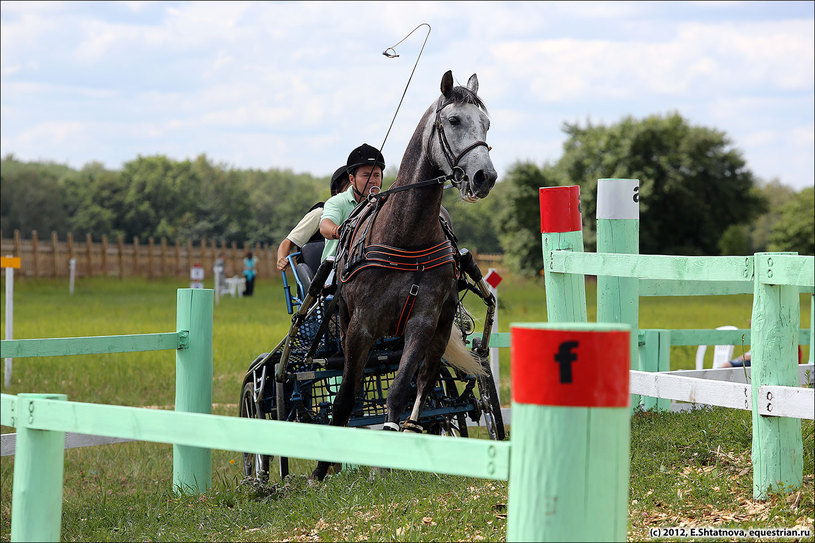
(238, 236), (505, 482)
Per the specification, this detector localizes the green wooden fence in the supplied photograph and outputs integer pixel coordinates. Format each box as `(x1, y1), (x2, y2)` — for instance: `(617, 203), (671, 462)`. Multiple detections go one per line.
(0, 286), (632, 542)
(538, 179), (815, 501)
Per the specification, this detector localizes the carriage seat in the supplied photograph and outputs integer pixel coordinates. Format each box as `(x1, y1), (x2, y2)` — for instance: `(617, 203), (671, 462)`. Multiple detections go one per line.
(294, 239), (325, 297)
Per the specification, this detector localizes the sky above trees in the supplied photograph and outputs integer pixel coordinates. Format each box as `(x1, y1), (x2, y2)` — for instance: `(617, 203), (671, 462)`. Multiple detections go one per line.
(1, 1), (813, 190)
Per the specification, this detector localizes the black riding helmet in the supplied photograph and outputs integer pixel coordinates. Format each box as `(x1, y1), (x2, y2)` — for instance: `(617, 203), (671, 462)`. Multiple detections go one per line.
(330, 165), (348, 196)
(346, 143), (385, 176)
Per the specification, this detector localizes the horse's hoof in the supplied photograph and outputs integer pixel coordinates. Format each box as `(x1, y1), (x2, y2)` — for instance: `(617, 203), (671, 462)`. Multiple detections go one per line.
(310, 468), (327, 483)
(401, 419), (423, 434)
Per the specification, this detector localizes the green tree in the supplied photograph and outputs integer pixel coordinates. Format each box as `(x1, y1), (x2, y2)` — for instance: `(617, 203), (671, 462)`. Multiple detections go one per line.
(117, 155), (204, 241)
(769, 187), (814, 255)
(244, 168), (326, 245)
(62, 162), (127, 238)
(495, 162), (560, 275)
(185, 155), (253, 243)
(442, 186), (503, 254)
(548, 113), (766, 255)
(749, 178), (797, 252)
(718, 224), (751, 255)
(0, 156), (72, 235)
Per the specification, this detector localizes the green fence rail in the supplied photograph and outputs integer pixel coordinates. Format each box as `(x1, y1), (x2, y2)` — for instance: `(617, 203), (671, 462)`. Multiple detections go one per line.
(1, 333), (184, 358)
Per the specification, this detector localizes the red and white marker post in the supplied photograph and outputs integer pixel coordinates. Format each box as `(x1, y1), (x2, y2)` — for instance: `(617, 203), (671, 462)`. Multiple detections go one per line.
(2, 255), (21, 387)
(539, 186), (587, 324)
(507, 323), (631, 542)
(484, 267), (503, 400)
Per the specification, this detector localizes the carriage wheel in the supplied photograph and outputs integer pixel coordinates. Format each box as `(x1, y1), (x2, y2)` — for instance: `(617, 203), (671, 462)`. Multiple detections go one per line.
(475, 359), (506, 441)
(239, 381), (271, 483)
(274, 372), (291, 479)
(427, 366), (469, 437)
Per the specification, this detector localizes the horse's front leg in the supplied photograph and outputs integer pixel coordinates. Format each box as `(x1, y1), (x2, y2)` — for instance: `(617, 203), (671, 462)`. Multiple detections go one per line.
(311, 322), (374, 482)
(403, 325), (449, 433)
(384, 324), (436, 431)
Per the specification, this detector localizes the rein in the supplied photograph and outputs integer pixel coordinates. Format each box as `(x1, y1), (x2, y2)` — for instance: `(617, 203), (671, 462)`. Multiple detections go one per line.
(364, 171), (459, 202)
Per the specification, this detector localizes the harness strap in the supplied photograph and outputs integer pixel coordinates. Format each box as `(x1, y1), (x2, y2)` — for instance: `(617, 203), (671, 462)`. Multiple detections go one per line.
(341, 240), (457, 283)
(395, 266), (424, 337)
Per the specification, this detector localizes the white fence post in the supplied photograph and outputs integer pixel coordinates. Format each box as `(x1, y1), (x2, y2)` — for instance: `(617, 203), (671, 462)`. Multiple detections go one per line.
(3, 255), (18, 388)
(69, 257), (76, 295)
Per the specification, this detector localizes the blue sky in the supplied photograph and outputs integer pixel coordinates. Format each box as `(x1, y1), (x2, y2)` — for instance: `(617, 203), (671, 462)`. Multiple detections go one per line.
(2, 1), (813, 190)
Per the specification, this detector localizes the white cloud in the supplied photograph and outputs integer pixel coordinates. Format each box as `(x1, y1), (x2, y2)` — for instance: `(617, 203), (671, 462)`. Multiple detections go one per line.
(1, 1), (812, 189)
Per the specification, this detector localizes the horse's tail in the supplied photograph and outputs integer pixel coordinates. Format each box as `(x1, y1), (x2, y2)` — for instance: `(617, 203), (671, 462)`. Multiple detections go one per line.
(443, 327), (487, 376)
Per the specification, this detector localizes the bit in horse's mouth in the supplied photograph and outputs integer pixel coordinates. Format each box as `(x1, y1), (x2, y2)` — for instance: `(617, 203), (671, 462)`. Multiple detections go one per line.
(461, 183), (480, 203)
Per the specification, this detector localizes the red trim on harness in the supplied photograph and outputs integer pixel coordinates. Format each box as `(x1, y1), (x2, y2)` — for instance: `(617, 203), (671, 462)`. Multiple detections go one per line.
(395, 292), (418, 336)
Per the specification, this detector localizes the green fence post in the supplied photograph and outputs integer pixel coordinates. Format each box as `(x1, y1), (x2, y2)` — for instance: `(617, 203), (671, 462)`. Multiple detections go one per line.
(751, 253), (802, 499)
(507, 323), (630, 542)
(11, 393), (67, 542)
(174, 288), (213, 494)
(596, 178), (641, 411)
(539, 186), (587, 323)
(810, 294), (814, 365)
(638, 330), (672, 411)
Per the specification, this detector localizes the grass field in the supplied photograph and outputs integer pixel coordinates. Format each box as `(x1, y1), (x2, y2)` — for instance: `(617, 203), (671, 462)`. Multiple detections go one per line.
(1, 274), (813, 541)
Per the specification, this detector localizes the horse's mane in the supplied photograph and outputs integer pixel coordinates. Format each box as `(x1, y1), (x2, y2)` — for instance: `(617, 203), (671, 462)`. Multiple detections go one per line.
(438, 85), (488, 115)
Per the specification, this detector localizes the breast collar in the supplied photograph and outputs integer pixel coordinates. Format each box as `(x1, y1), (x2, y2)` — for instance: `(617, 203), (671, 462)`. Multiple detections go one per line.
(337, 196), (459, 285)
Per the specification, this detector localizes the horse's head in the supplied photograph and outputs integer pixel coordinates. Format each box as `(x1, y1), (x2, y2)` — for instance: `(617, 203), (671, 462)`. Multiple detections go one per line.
(429, 70), (497, 202)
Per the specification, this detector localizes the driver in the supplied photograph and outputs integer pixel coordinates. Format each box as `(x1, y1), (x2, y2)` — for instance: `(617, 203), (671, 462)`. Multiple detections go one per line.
(319, 143), (385, 261)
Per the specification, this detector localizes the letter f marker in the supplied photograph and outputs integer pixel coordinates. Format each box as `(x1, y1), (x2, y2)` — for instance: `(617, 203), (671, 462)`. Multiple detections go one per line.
(554, 341), (579, 383)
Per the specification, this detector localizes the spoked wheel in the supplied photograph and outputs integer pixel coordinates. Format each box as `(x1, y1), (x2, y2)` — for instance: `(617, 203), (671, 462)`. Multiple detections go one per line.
(239, 381), (272, 483)
(475, 357), (506, 441)
(427, 366), (469, 437)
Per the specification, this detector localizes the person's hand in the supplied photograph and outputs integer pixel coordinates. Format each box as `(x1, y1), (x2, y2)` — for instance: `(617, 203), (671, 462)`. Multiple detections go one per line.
(277, 256), (289, 271)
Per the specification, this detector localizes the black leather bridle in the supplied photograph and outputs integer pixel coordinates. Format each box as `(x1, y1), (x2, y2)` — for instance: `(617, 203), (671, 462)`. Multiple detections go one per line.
(429, 96), (491, 189)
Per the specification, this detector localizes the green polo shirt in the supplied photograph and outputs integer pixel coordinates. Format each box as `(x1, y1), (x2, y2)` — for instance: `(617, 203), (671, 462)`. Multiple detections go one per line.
(321, 185), (360, 261)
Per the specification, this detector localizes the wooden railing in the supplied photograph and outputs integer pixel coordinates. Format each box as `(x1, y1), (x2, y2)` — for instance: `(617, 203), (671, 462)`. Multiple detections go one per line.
(0, 229), (278, 279)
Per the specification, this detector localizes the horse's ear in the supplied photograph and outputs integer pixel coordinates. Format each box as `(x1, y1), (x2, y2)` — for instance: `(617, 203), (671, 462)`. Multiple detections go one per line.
(441, 70), (453, 98)
(467, 74), (479, 95)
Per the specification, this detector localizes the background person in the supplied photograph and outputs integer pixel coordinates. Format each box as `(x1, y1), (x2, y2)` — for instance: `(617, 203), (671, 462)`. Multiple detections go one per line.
(276, 165), (349, 271)
(243, 251), (258, 296)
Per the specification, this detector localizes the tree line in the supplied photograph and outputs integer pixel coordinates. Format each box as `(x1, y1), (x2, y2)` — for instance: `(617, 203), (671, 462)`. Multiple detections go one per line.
(2, 112), (812, 276)
(1, 154), (333, 248)
(489, 113), (814, 274)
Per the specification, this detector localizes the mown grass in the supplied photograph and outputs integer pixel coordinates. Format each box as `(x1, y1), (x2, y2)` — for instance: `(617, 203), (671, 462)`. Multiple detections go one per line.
(1, 274), (813, 541)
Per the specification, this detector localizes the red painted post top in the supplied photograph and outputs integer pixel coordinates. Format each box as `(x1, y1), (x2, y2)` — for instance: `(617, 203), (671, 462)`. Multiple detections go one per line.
(511, 326), (629, 407)
(484, 269), (503, 288)
(539, 185), (582, 233)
